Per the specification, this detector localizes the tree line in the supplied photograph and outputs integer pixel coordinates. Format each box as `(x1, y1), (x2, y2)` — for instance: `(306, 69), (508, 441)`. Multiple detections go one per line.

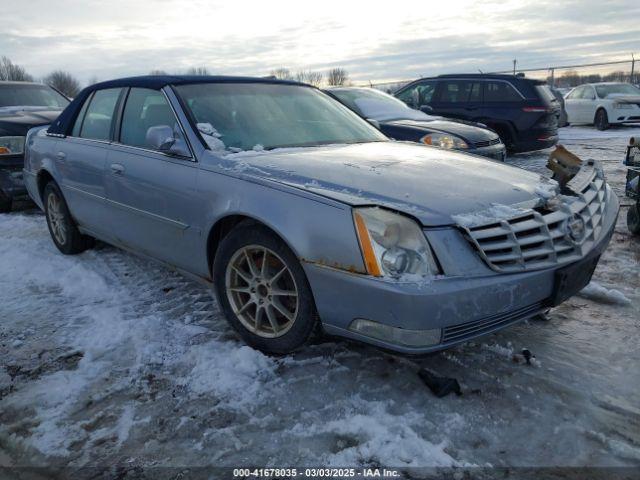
(0, 57), (351, 100)
(550, 69), (637, 88)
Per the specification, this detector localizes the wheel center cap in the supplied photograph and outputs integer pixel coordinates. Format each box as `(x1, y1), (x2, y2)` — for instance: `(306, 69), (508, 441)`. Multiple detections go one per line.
(257, 284), (269, 298)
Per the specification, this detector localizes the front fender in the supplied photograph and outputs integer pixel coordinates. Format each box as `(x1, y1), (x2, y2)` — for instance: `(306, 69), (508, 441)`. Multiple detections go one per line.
(198, 166), (367, 277)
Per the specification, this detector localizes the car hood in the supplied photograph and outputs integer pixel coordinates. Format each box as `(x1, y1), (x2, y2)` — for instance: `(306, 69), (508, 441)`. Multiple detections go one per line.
(0, 107), (62, 135)
(217, 142), (553, 226)
(384, 119), (497, 142)
(605, 94), (640, 104)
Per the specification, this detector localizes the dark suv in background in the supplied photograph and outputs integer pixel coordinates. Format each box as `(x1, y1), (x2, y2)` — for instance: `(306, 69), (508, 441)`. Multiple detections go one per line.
(395, 74), (560, 153)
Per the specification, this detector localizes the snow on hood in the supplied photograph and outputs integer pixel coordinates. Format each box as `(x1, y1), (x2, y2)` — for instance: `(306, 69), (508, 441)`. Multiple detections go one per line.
(206, 141), (554, 226)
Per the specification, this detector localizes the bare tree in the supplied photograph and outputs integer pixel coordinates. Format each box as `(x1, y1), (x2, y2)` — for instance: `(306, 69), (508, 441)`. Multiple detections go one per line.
(326, 68), (349, 86)
(270, 68), (293, 80)
(186, 66), (209, 76)
(0, 56), (33, 81)
(87, 75), (100, 86)
(44, 70), (81, 98)
(149, 69), (168, 75)
(295, 70), (323, 87)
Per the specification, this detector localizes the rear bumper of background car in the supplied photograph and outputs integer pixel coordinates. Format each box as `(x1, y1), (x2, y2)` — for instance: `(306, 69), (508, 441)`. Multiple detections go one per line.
(511, 133), (558, 153)
(304, 193), (618, 355)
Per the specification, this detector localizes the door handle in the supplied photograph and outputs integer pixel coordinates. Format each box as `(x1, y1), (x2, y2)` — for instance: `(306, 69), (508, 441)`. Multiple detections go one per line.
(110, 163), (125, 175)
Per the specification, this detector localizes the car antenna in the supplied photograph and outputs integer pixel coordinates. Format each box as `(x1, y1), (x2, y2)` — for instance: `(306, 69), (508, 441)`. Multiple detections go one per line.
(478, 69), (483, 73)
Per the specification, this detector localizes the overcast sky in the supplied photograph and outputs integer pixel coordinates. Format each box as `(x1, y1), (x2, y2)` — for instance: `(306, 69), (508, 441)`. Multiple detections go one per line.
(2, 0), (639, 85)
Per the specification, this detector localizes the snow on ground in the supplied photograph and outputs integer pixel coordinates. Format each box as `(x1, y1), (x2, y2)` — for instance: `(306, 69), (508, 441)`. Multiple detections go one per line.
(1, 126), (639, 475)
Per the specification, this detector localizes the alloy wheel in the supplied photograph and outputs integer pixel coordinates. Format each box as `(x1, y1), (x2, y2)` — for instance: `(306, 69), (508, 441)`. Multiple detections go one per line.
(47, 192), (67, 245)
(225, 245), (299, 338)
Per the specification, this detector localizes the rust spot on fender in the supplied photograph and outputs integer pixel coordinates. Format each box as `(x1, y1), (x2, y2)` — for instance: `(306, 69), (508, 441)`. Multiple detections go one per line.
(300, 257), (366, 275)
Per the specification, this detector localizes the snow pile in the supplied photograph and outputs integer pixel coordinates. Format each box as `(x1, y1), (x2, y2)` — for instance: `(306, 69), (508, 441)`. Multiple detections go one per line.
(292, 399), (460, 468)
(197, 122), (226, 153)
(534, 180), (559, 199)
(453, 204), (530, 228)
(184, 343), (277, 406)
(579, 281), (631, 306)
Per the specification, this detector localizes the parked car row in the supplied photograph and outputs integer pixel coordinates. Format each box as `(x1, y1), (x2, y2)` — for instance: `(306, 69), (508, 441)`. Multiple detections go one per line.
(21, 75), (619, 355)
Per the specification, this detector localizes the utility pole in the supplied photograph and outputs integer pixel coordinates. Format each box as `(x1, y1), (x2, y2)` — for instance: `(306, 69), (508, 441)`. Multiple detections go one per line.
(513, 59), (517, 75)
(550, 68), (555, 87)
(631, 53), (636, 84)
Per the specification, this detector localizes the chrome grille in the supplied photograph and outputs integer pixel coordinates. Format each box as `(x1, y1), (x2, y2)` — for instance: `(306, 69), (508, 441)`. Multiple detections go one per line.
(461, 164), (608, 273)
(473, 137), (502, 148)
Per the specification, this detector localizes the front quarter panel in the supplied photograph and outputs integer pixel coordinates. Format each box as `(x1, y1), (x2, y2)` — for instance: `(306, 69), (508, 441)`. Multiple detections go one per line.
(196, 154), (368, 278)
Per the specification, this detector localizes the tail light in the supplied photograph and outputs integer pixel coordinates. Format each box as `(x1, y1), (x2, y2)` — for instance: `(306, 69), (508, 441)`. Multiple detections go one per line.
(523, 106), (554, 113)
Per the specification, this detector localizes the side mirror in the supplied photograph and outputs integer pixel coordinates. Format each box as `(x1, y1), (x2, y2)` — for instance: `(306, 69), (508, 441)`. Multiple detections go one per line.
(146, 125), (175, 151)
(367, 118), (381, 129)
(146, 125), (190, 157)
(420, 105), (434, 114)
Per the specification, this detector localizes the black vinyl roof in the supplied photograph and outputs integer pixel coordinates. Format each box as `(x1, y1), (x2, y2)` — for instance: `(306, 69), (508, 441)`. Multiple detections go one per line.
(88, 74), (305, 90)
(48, 75), (307, 135)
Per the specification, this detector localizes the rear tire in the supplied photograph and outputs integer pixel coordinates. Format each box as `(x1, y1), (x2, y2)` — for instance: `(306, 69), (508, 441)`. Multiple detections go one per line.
(595, 109), (609, 131)
(0, 190), (11, 213)
(628, 203), (640, 236)
(213, 223), (318, 354)
(43, 182), (94, 255)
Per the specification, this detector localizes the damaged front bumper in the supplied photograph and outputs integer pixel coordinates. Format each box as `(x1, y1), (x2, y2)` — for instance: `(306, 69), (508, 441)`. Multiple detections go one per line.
(0, 155), (28, 199)
(304, 162), (619, 355)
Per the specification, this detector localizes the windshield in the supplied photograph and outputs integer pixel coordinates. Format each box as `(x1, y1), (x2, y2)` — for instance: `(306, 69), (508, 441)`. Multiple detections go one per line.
(175, 83), (387, 152)
(595, 83), (640, 98)
(0, 84), (69, 109)
(331, 88), (437, 122)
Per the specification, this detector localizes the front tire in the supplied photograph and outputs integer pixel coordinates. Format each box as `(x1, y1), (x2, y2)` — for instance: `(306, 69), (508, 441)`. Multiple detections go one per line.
(213, 223), (318, 354)
(628, 203), (640, 236)
(43, 182), (94, 255)
(0, 190), (11, 213)
(595, 109), (609, 131)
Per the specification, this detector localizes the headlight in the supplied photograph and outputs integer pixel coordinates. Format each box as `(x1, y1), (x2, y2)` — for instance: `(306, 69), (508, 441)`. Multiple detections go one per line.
(613, 102), (632, 110)
(353, 207), (440, 280)
(0, 136), (25, 156)
(421, 133), (468, 149)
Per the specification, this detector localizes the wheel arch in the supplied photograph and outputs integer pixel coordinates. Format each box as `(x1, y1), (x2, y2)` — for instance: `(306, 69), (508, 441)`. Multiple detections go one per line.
(206, 213), (304, 278)
(36, 169), (56, 202)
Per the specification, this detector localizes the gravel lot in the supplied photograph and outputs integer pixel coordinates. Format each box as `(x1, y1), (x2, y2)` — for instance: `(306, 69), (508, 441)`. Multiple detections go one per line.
(1, 126), (639, 477)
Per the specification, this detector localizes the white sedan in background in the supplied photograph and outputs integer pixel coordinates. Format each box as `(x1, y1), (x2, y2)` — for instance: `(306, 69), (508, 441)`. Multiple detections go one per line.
(564, 82), (640, 130)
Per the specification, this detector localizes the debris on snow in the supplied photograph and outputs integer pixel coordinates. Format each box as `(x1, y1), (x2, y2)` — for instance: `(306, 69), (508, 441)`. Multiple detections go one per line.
(418, 369), (462, 398)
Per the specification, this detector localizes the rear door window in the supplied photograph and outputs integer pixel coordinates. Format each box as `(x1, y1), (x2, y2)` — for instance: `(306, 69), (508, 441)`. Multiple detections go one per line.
(78, 88), (122, 141)
(483, 82), (521, 102)
(437, 80), (480, 103)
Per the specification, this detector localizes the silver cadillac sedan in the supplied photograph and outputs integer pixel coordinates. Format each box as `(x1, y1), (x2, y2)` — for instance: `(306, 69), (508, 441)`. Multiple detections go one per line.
(24, 76), (618, 354)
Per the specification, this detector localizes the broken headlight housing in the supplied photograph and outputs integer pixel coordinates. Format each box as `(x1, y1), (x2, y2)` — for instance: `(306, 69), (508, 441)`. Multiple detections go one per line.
(353, 207), (440, 280)
(0, 136), (25, 156)
(421, 133), (468, 149)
